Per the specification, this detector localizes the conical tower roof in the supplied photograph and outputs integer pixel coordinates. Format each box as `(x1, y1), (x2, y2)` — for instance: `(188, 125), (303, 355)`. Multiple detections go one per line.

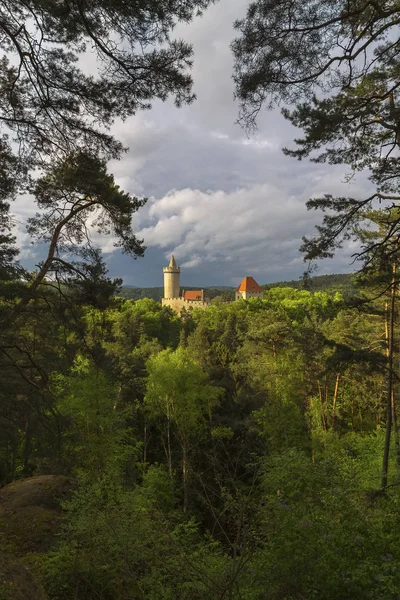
(169, 255), (177, 268)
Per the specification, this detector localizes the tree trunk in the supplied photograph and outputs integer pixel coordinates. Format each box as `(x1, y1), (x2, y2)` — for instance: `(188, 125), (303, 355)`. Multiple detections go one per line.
(391, 388), (400, 477)
(19, 199), (96, 308)
(332, 373), (340, 429)
(143, 421), (147, 464)
(309, 397), (315, 463)
(382, 263), (396, 489)
(167, 416), (172, 478)
(22, 415), (32, 476)
(318, 377), (327, 432)
(182, 443), (188, 515)
(317, 381), (325, 430)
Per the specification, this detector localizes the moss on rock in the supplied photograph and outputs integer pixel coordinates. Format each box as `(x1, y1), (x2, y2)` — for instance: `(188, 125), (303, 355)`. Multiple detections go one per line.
(0, 475), (73, 599)
(0, 475), (72, 557)
(0, 552), (48, 600)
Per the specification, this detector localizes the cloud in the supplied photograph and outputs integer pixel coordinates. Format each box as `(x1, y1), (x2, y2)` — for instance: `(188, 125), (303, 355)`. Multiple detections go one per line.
(11, 0), (377, 286)
(134, 167), (373, 285)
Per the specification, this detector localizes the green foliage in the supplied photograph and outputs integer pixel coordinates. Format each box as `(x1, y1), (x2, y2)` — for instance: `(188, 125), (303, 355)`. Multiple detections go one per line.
(247, 445), (400, 600)
(145, 347), (222, 433)
(0, 136), (25, 284)
(52, 356), (140, 476)
(263, 272), (357, 296)
(0, 0), (216, 164)
(2, 279), (400, 600)
(42, 469), (228, 600)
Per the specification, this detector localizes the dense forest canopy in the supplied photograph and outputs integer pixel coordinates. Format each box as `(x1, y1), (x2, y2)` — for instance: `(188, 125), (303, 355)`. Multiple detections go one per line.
(1, 279), (400, 599)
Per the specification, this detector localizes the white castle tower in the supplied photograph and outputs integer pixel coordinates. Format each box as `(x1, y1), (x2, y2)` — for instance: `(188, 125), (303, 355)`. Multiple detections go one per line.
(161, 255), (210, 313)
(163, 255), (180, 299)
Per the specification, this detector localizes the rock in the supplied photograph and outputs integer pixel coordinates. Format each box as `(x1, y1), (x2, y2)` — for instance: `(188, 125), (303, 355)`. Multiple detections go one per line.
(0, 552), (48, 600)
(0, 475), (72, 556)
(0, 475), (72, 513)
(0, 475), (73, 599)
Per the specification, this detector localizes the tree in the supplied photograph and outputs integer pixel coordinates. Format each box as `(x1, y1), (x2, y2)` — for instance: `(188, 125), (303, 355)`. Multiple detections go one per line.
(57, 247), (123, 309)
(145, 348), (222, 513)
(44, 467), (229, 600)
(350, 209), (400, 486)
(0, 0), (216, 295)
(247, 448), (400, 600)
(52, 355), (139, 476)
(0, 135), (25, 283)
(0, 0), (216, 165)
(232, 1), (400, 261)
(22, 151), (145, 305)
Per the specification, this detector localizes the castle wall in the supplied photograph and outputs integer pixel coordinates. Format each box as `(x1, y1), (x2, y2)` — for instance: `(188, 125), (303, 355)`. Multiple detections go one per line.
(185, 299), (211, 307)
(235, 291), (264, 301)
(162, 298), (210, 314)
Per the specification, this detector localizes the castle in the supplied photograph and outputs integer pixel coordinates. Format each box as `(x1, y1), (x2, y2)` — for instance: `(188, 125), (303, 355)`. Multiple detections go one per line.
(161, 255), (211, 313)
(161, 256), (264, 313)
(235, 276), (263, 300)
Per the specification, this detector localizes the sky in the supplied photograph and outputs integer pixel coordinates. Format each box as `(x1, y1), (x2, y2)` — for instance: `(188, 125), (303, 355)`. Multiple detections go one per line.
(13, 0), (374, 288)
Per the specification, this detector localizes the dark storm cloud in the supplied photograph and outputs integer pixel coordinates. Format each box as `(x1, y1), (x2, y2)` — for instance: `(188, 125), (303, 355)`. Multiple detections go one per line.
(13, 0), (374, 285)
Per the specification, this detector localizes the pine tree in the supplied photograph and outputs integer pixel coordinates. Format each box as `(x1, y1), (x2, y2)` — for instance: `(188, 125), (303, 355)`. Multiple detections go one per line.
(232, 1), (400, 261)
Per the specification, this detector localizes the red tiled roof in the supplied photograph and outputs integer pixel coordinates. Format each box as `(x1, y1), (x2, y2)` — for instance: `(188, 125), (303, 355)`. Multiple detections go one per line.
(236, 276), (262, 293)
(183, 290), (209, 301)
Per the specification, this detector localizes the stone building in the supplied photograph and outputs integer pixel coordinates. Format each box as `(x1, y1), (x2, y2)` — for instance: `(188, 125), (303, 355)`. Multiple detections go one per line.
(161, 255), (210, 313)
(235, 276), (264, 301)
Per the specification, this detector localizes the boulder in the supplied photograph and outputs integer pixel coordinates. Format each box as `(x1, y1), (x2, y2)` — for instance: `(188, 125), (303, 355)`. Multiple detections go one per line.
(0, 552), (48, 600)
(0, 475), (72, 556)
(0, 475), (73, 599)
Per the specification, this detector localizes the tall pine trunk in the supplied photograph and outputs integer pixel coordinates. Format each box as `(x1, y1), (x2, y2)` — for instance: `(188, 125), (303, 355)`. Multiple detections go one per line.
(332, 373), (340, 429)
(22, 414), (32, 476)
(382, 263), (396, 489)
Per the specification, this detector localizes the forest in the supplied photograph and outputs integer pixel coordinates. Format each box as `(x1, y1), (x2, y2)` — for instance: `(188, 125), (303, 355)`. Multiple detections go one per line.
(1, 277), (400, 599)
(1, 0), (400, 599)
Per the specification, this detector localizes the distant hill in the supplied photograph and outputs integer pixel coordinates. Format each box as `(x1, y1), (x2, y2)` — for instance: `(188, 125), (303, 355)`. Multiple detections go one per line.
(263, 273), (357, 295)
(118, 273), (357, 302)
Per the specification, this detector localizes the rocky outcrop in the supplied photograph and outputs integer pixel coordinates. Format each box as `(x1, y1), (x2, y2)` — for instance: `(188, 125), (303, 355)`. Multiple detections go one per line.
(0, 475), (73, 599)
(0, 553), (48, 600)
(0, 475), (72, 555)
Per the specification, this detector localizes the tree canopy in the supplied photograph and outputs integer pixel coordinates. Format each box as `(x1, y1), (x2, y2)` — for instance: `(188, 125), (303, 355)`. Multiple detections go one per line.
(0, 0), (216, 163)
(0, 0), (217, 288)
(232, 0), (400, 262)
(2, 285), (400, 599)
